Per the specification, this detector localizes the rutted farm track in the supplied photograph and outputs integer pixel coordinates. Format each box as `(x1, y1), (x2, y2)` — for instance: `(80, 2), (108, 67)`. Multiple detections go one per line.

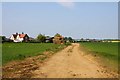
(2, 43), (118, 78)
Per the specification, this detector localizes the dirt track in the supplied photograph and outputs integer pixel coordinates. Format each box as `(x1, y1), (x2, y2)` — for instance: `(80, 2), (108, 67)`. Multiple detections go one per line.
(32, 43), (117, 78)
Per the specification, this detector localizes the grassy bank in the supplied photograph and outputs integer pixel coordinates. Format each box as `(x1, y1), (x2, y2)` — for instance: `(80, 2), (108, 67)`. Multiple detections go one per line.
(80, 42), (119, 71)
(2, 43), (66, 65)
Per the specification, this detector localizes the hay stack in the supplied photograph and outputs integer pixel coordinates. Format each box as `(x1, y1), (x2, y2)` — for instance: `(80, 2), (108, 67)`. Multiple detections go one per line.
(53, 33), (64, 44)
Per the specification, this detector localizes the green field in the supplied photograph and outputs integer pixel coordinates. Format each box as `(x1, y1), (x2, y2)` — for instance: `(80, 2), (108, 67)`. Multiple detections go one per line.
(2, 43), (65, 65)
(80, 42), (119, 71)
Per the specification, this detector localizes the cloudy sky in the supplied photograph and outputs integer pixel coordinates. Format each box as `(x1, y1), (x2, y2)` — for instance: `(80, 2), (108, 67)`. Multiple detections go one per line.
(1, 1), (118, 39)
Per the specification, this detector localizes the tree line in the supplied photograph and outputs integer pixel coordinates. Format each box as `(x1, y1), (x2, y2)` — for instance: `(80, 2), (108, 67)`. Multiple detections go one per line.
(0, 33), (74, 43)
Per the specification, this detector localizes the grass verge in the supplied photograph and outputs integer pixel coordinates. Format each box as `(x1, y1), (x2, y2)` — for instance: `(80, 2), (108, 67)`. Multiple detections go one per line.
(80, 42), (119, 72)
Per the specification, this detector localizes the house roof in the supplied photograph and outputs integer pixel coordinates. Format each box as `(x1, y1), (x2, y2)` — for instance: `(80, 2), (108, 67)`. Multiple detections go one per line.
(19, 34), (26, 38)
(12, 33), (28, 38)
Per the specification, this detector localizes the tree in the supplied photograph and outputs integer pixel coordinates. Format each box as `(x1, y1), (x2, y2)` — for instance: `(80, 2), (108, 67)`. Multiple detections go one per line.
(0, 36), (2, 43)
(54, 33), (61, 37)
(1, 36), (6, 43)
(64, 37), (68, 41)
(64, 37), (73, 43)
(68, 37), (73, 42)
(36, 34), (46, 42)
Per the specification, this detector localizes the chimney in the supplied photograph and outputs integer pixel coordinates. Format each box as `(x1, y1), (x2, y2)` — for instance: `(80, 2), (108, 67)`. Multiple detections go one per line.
(16, 32), (18, 35)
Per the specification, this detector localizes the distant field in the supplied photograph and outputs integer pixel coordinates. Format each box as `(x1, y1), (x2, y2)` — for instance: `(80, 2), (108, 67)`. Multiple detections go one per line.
(2, 43), (65, 65)
(80, 42), (119, 71)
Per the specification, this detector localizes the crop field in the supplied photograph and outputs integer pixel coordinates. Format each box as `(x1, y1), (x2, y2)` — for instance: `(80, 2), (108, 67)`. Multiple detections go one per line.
(80, 42), (119, 71)
(2, 43), (65, 65)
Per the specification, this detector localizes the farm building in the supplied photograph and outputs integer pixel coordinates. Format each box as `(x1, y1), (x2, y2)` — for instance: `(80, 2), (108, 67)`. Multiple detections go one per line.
(52, 33), (64, 44)
(10, 32), (29, 42)
(45, 36), (54, 43)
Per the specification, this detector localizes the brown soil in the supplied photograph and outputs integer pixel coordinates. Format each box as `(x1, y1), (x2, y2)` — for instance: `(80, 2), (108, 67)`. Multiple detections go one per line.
(2, 43), (118, 78)
(2, 51), (53, 78)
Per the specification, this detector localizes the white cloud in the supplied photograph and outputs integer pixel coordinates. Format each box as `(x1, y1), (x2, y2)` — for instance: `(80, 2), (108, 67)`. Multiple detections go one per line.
(57, 0), (75, 9)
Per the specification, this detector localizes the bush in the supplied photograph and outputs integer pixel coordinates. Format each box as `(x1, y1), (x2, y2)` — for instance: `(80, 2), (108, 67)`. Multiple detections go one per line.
(65, 42), (71, 46)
